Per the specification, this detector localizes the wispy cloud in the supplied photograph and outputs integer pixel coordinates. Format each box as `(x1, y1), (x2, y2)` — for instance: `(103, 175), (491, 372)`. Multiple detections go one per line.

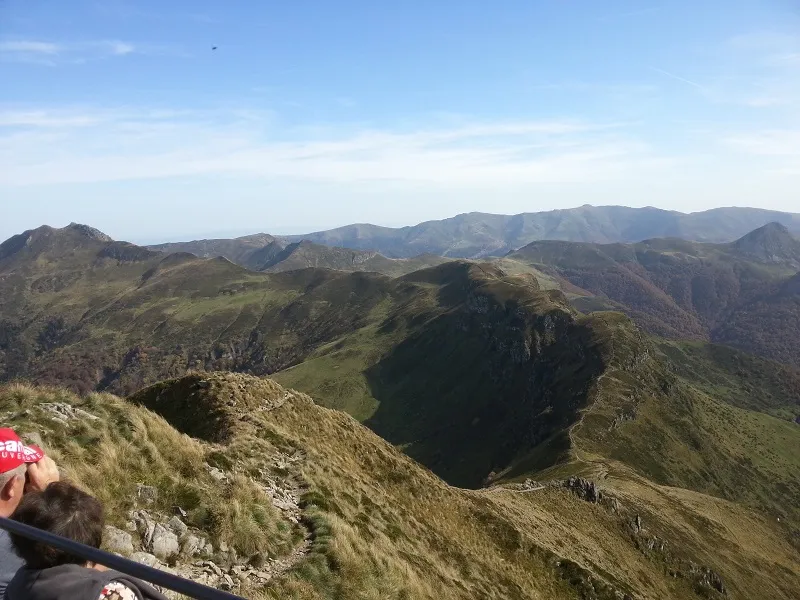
(107, 41), (136, 56)
(0, 41), (61, 55)
(0, 107), (672, 187)
(0, 40), (65, 65)
(0, 38), (181, 65)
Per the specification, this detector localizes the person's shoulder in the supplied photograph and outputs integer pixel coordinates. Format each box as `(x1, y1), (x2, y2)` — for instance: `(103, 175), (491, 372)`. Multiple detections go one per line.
(98, 580), (138, 600)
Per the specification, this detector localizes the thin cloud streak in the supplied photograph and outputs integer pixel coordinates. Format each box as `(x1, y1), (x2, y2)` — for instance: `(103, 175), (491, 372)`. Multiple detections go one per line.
(649, 67), (705, 90)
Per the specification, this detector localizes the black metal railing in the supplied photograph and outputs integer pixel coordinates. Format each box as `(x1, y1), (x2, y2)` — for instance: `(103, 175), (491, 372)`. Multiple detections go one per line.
(0, 517), (246, 600)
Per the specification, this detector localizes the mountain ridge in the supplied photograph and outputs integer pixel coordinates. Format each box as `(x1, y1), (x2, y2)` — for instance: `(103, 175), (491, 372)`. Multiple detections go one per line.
(143, 205), (800, 262)
(286, 205), (800, 257)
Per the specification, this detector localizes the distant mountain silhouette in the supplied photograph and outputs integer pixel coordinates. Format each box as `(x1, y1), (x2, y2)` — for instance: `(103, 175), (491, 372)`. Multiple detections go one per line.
(284, 205), (800, 258)
(147, 205), (800, 261)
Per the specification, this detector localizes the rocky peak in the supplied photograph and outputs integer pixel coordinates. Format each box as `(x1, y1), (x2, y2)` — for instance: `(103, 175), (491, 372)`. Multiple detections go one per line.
(732, 222), (800, 267)
(64, 222), (114, 242)
(1, 223), (115, 262)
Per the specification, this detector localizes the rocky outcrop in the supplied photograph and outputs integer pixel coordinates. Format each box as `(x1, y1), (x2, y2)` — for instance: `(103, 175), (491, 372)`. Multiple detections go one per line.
(39, 403), (99, 422)
(564, 477), (601, 503)
(114, 504), (312, 598)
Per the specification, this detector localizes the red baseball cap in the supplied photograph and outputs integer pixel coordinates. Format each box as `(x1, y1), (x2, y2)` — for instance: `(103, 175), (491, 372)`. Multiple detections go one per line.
(0, 428), (45, 474)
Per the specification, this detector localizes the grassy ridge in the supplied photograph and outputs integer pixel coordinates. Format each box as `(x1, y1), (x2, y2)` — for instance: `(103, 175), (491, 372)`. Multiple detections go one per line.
(4, 375), (798, 599)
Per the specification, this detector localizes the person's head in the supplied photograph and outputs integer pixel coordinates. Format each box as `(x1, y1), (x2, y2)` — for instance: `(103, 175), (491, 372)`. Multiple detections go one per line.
(0, 428), (46, 518)
(10, 482), (105, 570)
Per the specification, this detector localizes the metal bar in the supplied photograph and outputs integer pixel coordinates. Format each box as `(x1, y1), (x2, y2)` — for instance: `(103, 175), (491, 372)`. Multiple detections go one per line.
(0, 517), (246, 600)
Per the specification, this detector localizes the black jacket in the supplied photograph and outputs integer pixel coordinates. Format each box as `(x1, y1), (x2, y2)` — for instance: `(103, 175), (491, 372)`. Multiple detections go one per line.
(5, 564), (168, 600)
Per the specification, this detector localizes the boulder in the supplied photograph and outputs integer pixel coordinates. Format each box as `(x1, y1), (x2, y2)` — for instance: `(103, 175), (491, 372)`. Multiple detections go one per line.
(149, 524), (180, 560)
(103, 526), (134, 556)
(167, 516), (188, 537)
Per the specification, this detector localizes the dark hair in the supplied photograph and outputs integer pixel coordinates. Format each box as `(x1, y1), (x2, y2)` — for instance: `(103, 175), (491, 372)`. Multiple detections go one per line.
(10, 481), (105, 569)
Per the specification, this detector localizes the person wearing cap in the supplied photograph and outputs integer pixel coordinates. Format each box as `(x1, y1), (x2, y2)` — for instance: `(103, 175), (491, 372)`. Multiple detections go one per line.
(0, 428), (60, 596)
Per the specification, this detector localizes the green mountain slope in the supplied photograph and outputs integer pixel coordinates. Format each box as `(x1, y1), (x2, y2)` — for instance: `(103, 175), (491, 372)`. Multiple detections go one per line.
(508, 223), (800, 366)
(0, 224), (403, 393)
(2, 375), (797, 600)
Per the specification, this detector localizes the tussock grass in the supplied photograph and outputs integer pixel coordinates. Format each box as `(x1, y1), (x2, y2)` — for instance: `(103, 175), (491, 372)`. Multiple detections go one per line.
(2, 375), (798, 600)
(0, 382), (296, 558)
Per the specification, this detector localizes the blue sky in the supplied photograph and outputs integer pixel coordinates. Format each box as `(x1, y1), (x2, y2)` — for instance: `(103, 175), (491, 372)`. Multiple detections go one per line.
(1, 0), (799, 243)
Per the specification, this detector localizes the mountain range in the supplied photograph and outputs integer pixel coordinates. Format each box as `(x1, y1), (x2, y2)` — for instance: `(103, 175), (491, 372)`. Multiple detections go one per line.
(1, 219), (799, 598)
(148, 205), (800, 261)
(150, 212), (800, 369)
